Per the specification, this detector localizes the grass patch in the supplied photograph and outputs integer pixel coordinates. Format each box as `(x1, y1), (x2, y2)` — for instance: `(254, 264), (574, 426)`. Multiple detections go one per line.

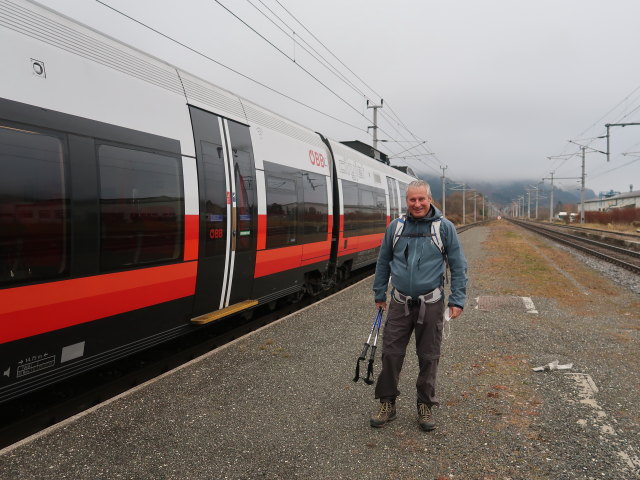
(475, 222), (619, 312)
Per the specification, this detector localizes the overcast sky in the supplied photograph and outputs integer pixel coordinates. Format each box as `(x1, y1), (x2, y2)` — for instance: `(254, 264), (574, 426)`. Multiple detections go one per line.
(34, 0), (640, 198)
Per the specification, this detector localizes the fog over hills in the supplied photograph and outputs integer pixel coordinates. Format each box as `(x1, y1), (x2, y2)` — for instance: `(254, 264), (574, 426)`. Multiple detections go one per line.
(417, 174), (596, 209)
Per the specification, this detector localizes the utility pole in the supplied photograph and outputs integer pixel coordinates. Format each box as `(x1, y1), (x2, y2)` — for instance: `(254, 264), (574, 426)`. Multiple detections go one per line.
(568, 140), (605, 224)
(542, 172), (555, 222)
(449, 184), (468, 224)
(580, 146), (586, 224)
(472, 193), (478, 223)
(543, 173), (581, 222)
(605, 122), (640, 162)
(528, 183), (542, 220)
(440, 165), (447, 216)
(367, 99), (383, 150)
(463, 185), (466, 224)
(526, 189), (531, 219)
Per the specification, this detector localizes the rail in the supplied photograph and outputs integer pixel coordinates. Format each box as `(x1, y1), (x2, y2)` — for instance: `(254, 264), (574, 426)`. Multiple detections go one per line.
(507, 218), (640, 275)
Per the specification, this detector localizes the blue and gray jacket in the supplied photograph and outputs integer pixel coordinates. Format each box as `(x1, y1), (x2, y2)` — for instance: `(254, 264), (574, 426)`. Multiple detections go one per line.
(373, 205), (468, 309)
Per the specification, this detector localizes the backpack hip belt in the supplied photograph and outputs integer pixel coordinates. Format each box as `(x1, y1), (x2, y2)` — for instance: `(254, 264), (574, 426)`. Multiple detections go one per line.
(392, 287), (443, 324)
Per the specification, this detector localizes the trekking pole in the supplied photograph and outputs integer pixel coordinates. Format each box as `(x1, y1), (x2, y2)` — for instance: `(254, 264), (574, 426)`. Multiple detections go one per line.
(364, 308), (383, 384)
(353, 307), (383, 383)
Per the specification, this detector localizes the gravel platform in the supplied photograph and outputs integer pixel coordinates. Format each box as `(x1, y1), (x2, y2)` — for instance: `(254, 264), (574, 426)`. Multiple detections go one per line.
(1, 224), (638, 480)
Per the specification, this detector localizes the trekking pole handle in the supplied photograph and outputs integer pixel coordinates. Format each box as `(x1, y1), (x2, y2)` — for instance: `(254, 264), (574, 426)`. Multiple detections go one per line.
(369, 344), (377, 360)
(358, 342), (370, 361)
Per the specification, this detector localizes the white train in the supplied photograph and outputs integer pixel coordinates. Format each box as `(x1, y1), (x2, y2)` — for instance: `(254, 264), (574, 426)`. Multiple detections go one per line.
(0, 0), (415, 402)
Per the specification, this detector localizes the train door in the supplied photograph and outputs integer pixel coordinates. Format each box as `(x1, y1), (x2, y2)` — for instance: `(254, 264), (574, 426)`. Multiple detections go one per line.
(190, 107), (257, 318)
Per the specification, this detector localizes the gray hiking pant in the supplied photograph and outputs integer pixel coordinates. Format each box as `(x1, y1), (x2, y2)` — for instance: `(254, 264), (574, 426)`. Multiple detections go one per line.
(374, 295), (445, 407)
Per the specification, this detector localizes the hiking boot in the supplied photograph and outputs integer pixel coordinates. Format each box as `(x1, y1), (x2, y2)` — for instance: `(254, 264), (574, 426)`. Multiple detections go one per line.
(417, 403), (436, 431)
(370, 401), (396, 428)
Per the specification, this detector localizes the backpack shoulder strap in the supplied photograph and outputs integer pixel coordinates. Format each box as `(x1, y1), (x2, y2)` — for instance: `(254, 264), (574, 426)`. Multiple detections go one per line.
(392, 215), (406, 249)
(430, 219), (444, 254)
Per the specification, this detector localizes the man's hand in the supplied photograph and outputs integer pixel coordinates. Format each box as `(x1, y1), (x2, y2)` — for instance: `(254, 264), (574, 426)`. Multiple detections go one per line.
(375, 301), (387, 311)
(449, 306), (462, 319)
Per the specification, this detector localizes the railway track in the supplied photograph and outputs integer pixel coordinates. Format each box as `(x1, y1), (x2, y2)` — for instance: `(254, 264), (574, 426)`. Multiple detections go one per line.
(508, 218), (640, 275)
(457, 219), (490, 233)
(546, 222), (640, 240)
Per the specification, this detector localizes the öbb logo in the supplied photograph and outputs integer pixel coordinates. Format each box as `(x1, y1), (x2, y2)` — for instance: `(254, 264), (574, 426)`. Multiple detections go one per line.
(309, 150), (327, 168)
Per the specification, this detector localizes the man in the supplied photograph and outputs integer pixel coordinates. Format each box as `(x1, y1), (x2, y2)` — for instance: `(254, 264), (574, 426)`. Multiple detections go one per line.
(370, 179), (467, 431)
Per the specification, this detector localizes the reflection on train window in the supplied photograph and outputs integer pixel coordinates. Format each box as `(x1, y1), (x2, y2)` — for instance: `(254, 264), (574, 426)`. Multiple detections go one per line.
(387, 177), (399, 220)
(227, 120), (257, 253)
(265, 174), (298, 248)
(201, 140), (227, 257)
(342, 180), (360, 236)
(398, 181), (408, 209)
(342, 180), (387, 237)
(98, 144), (183, 270)
(0, 125), (68, 285)
(302, 172), (328, 243)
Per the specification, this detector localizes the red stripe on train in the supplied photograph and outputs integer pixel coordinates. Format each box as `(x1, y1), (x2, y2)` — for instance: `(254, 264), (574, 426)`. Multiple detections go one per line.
(184, 214), (199, 261)
(257, 214), (267, 250)
(254, 240), (331, 277)
(337, 232), (385, 256)
(0, 262), (197, 344)
(256, 214), (333, 251)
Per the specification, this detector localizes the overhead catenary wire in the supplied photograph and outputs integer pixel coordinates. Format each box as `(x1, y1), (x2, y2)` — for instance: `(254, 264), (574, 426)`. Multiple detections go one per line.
(543, 81), (640, 186)
(590, 156), (640, 180)
(247, 0), (370, 102)
(95, 0), (444, 174)
(211, 0), (441, 165)
(210, 0), (375, 124)
(94, 0), (367, 132)
(242, 0), (431, 163)
(270, 0), (442, 164)
(577, 83), (640, 137)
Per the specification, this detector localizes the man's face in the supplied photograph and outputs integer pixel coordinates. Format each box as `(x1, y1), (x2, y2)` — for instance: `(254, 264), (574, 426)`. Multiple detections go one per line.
(406, 186), (432, 218)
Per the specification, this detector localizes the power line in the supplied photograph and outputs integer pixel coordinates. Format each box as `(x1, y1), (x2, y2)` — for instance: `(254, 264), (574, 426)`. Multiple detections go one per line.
(95, 0), (442, 170)
(214, 1), (438, 165)
(211, 0), (369, 122)
(94, 0), (367, 132)
(577, 83), (640, 137)
(248, 0), (369, 101)
(273, 0), (384, 102)
(590, 156), (640, 180)
(240, 1), (436, 164)
(271, 0), (437, 153)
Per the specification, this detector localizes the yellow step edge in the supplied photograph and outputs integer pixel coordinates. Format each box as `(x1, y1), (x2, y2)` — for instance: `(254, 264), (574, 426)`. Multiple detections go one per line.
(190, 299), (259, 325)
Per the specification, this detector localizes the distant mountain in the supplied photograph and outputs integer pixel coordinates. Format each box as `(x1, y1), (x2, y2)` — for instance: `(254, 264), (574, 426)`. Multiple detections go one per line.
(417, 174), (595, 208)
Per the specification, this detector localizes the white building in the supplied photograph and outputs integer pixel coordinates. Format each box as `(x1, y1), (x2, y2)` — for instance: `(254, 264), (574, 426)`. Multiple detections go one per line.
(583, 190), (640, 212)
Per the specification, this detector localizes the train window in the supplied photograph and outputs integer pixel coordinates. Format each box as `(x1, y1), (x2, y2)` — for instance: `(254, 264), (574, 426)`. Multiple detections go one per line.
(387, 177), (399, 220)
(342, 180), (388, 237)
(98, 144), (183, 270)
(341, 180), (360, 236)
(227, 121), (257, 252)
(0, 124), (68, 285)
(374, 190), (387, 232)
(360, 188), (376, 235)
(201, 140), (227, 257)
(301, 172), (328, 243)
(265, 173), (298, 248)
(398, 181), (408, 209)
